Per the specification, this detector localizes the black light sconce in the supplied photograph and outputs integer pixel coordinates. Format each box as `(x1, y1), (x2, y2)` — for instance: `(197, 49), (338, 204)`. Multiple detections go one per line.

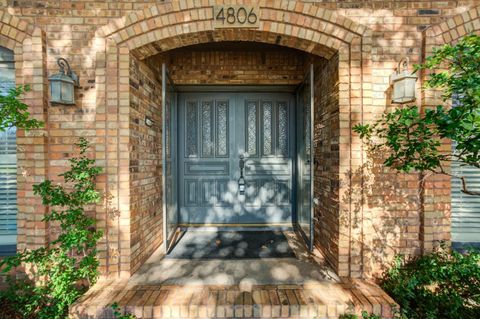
(48, 58), (79, 105)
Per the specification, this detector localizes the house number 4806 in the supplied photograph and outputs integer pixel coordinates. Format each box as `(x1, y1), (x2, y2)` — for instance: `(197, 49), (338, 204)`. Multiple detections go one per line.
(213, 6), (260, 28)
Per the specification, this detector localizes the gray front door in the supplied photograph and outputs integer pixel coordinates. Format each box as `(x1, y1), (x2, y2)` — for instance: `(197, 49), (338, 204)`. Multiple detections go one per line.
(178, 91), (294, 225)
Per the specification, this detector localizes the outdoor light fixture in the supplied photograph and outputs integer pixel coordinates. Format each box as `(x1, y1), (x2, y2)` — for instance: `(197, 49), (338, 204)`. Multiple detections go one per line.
(390, 57), (417, 104)
(48, 57), (79, 105)
(145, 116), (154, 127)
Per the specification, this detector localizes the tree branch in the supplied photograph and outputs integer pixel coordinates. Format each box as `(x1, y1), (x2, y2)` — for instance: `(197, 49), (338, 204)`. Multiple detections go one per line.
(434, 166), (480, 196)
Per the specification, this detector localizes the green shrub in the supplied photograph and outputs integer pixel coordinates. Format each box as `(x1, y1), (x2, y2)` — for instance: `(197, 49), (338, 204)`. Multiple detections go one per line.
(381, 245), (480, 319)
(0, 138), (103, 319)
(0, 85), (43, 132)
(354, 34), (480, 196)
(111, 303), (137, 319)
(340, 311), (381, 319)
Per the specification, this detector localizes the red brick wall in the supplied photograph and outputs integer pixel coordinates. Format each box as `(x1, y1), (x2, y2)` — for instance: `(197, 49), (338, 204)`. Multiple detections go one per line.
(155, 43), (307, 85)
(129, 57), (163, 273)
(1, 1), (478, 279)
(312, 53), (341, 272)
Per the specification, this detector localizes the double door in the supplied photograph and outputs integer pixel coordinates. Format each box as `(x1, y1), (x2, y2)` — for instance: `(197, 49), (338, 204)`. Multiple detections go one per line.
(178, 92), (295, 225)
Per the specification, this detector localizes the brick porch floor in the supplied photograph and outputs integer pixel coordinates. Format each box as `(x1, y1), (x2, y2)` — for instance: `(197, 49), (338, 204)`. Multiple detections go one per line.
(70, 230), (397, 318)
(70, 278), (397, 318)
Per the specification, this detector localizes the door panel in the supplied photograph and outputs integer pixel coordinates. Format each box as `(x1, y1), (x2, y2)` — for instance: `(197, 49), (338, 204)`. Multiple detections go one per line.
(296, 64), (314, 250)
(178, 91), (294, 225)
(162, 63), (178, 251)
(179, 93), (237, 224)
(239, 93), (294, 224)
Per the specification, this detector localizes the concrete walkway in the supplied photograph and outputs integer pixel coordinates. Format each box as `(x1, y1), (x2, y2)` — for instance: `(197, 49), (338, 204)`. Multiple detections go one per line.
(129, 229), (339, 286)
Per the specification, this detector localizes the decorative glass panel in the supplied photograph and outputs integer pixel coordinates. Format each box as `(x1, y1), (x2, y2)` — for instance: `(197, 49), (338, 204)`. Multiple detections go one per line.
(246, 101), (257, 156)
(186, 101), (198, 157)
(262, 101), (273, 155)
(277, 101), (288, 157)
(216, 101), (228, 157)
(201, 100), (214, 157)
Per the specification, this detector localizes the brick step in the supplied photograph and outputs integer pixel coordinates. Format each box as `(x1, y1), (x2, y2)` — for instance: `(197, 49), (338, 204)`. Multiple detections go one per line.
(70, 280), (397, 318)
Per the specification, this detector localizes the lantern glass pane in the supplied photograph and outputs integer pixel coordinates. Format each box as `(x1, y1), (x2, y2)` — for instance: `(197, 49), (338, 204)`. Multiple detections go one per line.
(393, 81), (403, 102)
(50, 81), (61, 102)
(61, 82), (73, 104)
(404, 78), (416, 101)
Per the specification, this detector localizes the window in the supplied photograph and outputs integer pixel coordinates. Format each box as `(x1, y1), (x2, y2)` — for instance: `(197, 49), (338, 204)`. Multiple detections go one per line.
(0, 46), (16, 255)
(451, 96), (480, 249)
(451, 151), (480, 248)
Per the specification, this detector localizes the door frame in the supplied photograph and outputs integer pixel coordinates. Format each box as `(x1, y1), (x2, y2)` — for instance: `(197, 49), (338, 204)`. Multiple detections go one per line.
(162, 84), (314, 247)
(293, 64), (315, 251)
(162, 63), (179, 253)
(174, 85), (299, 228)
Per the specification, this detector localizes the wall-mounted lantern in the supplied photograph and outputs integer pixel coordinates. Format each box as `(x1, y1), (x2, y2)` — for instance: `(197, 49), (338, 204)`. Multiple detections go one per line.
(48, 58), (79, 105)
(390, 57), (417, 104)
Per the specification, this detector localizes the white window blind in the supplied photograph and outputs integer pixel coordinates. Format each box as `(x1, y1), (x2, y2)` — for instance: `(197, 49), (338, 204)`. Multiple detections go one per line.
(0, 46), (16, 251)
(451, 157), (480, 243)
(450, 94), (480, 245)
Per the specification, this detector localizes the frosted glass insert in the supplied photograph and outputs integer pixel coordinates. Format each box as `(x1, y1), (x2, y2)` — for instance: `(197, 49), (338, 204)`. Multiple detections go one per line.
(278, 102), (288, 156)
(186, 101), (198, 157)
(247, 101), (257, 156)
(216, 101), (228, 156)
(201, 101), (214, 157)
(262, 101), (273, 155)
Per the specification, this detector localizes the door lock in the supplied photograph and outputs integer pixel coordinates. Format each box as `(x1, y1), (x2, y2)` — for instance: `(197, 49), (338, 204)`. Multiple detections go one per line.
(238, 155), (246, 195)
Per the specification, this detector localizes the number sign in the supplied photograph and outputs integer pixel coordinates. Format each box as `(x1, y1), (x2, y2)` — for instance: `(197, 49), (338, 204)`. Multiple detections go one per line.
(213, 6), (260, 28)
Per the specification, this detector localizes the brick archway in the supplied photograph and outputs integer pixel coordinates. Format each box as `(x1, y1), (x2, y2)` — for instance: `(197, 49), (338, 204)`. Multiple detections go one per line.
(0, 10), (48, 253)
(418, 6), (480, 253)
(94, 0), (372, 278)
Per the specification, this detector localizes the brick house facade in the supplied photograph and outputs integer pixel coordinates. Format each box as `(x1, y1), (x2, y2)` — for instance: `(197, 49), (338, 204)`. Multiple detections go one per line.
(0, 0), (479, 283)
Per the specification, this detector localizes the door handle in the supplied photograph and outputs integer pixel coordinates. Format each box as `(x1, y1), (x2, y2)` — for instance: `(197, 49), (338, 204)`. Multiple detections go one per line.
(238, 155), (246, 195)
(239, 154), (245, 170)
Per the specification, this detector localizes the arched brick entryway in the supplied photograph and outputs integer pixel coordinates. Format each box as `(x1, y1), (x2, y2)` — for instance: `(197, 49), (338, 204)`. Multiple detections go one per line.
(94, 0), (373, 278)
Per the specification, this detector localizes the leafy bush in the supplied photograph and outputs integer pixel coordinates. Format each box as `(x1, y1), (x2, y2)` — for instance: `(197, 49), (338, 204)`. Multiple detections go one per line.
(0, 138), (103, 319)
(340, 311), (381, 319)
(381, 246), (480, 319)
(354, 34), (480, 196)
(0, 85), (43, 131)
(111, 303), (137, 319)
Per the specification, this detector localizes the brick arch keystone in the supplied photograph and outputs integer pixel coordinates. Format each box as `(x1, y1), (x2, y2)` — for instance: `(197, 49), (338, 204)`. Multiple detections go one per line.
(94, 0), (373, 278)
(0, 10), (49, 253)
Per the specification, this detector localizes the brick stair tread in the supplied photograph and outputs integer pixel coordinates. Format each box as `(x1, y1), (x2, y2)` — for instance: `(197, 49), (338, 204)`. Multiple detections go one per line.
(70, 279), (397, 318)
